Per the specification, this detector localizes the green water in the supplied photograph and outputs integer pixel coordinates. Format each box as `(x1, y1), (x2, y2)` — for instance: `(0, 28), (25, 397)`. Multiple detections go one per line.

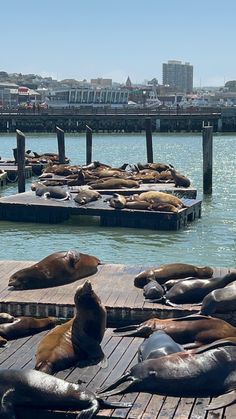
(0, 132), (235, 267)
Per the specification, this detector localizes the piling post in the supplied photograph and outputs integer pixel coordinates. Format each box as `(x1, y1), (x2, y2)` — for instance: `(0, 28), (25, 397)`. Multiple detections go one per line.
(145, 118), (153, 163)
(16, 129), (25, 193)
(56, 126), (66, 164)
(86, 125), (93, 165)
(202, 124), (213, 194)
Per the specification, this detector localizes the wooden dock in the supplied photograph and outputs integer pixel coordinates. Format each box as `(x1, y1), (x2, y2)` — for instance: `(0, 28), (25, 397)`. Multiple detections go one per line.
(0, 191), (202, 230)
(0, 170), (7, 187)
(0, 260), (235, 418)
(0, 163), (32, 182)
(0, 261), (235, 326)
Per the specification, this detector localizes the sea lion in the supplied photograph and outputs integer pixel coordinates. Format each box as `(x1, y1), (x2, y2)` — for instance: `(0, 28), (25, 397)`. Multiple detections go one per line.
(125, 200), (152, 210)
(35, 185), (71, 200)
(158, 272), (236, 305)
(0, 316), (61, 340)
(134, 263), (214, 288)
(74, 187), (102, 205)
(0, 369), (132, 419)
(89, 178), (140, 189)
(0, 312), (15, 324)
(137, 191), (184, 208)
(113, 314), (236, 347)
(35, 280), (107, 374)
(137, 162), (170, 172)
(138, 330), (184, 362)
(201, 279), (236, 315)
(169, 167), (191, 188)
(108, 193), (127, 209)
(8, 250), (101, 290)
(143, 280), (165, 300)
(150, 202), (179, 213)
(97, 338), (236, 412)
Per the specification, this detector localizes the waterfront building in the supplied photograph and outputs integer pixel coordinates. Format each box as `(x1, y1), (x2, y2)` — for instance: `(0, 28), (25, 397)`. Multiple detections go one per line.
(162, 60), (193, 93)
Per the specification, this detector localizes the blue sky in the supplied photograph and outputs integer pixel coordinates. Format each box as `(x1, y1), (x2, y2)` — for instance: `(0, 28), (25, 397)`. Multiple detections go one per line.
(1, 0), (236, 86)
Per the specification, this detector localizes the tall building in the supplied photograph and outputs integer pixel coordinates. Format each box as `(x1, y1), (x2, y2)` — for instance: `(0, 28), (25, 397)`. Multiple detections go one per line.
(162, 60), (193, 93)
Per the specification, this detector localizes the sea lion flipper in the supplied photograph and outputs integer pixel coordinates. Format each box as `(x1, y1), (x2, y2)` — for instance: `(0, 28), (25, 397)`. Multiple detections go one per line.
(75, 399), (99, 419)
(99, 354), (108, 369)
(193, 338), (236, 354)
(206, 390), (236, 410)
(1, 388), (16, 418)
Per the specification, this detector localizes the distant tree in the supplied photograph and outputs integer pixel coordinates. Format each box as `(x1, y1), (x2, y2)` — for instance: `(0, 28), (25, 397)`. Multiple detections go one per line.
(225, 80), (236, 91)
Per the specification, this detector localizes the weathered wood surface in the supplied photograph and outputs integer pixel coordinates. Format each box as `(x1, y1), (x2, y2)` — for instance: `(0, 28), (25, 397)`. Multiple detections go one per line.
(0, 328), (233, 418)
(0, 261), (235, 326)
(0, 165), (32, 182)
(0, 170), (7, 186)
(0, 191), (201, 229)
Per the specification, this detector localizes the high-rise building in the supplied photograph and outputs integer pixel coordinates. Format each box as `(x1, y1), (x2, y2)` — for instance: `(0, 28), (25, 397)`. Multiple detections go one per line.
(162, 60), (193, 93)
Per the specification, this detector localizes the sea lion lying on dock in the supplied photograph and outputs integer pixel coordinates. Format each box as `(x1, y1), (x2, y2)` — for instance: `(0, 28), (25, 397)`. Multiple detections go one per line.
(113, 314), (236, 348)
(169, 167), (191, 188)
(97, 338), (236, 411)
(0, 316), (61, 340)
(35, 185), (71, 200)
(35, 281), (107, 374)
(134, 263), (214, 288)
(137, 191), (185, 208)
(201, 279), (236, 315)
(0, 369), (132, 418)
(73, 186), (102, 205)
(8, 250), (101, 289)
(89, 178), (140, 189)
(138, 330), (184, 362)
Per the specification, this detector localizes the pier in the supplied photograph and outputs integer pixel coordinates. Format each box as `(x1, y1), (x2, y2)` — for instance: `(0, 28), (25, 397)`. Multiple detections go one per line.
(0, 259), (234, 418)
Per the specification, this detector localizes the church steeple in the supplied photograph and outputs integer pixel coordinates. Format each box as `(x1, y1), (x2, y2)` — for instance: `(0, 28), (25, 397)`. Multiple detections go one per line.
(125, 76), (132, 87)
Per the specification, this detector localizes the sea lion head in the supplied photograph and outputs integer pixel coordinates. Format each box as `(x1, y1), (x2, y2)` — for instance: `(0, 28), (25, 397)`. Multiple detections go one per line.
(0, 313), (15, 324)
(74, 280), (101, 310)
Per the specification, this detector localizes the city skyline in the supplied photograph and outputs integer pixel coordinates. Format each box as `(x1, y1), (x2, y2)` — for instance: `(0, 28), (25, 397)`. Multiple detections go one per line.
(1, 0), (236, 87)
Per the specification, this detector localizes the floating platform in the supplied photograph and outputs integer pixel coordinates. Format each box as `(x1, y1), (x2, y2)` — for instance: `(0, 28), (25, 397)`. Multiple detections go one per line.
(0, 170), (7, 187)
(0, 191), (202, 230)
(0, 328), (233, 419)
(0, 260), (235, 418)
(0, 260), (234, 326)
(0, 163), (32, 182)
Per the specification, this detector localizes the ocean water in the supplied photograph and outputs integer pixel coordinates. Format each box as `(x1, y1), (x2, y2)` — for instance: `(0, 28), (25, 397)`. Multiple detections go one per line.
(0, 132), (235, 268)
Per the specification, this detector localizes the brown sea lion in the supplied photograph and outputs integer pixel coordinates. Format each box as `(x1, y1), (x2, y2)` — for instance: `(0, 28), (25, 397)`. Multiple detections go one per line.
(169, 167), (191, 187)
(201, 279), (236, 315)
(0, 312), (15, 324)
(159, 272), (236, 305)
(35, 280), (107, 374)
(97, 338), (236, 412)
(74, 187), (102, 205)
(113, 314), (236, 347)
(134, 263), (214, 288)
(0, 316), (61, 340)
(137, 162), (170, 172)
(125, 200), (152, 210)
(0, 369), (132, 419)
(137, 191), (184, 208)
(150, 202), (179, 213)
(89, 178), (140, 189)
(108, 193), (127, 209)
(8, 250), (101, 290)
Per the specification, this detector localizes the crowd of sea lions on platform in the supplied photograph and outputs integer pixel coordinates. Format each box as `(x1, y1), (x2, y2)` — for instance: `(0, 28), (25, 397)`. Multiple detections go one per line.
(0, 250), (235, 417)
(29, 159), (192, 214)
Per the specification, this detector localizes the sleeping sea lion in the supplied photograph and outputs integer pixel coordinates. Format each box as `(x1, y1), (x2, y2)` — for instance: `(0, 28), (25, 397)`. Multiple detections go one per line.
(201, 279), (236, 315)
(74, 187), (102, 205)
(137, 191), (184, 208)
(0, 316), (61, 340)
(0, 369), (132, 419)
(8, 250), (101, 290)
(169, 167), (191, 188)
(108, 193), (127, 209)
(89, 178), (140, 189)
(138, 330), (184, 362)
(35, 185), (71, 200)
(134, 263), (214, 288)
(97, 338), (236, 412)
(35, 280), (107, 374)
(113, 314), (236, 347)
(143, 280), (165, 300)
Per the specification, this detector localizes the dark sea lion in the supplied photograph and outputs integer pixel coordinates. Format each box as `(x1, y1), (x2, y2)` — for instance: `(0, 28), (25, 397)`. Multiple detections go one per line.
(169, 167), (191, 187)
(201, 279), (236, 315)
(0, 316), (60, 340)
(0, 369), (132, 419)
(157, 272), (236, 305)
(134, 263), (214, 288)
(35, 185), (71, 200)
(143, 280), (165, 300)
(8, 250), (101, 290)
(137, 162), (170, 172)
(113, 314), (236, 347)
(35, 280), (107, 374)
(138, 330), (184, 362)
(108, 193), (127, 209)
(137, 191), (184, 208)
(74, 187), (102, 205)
(97, 339), (236, 412)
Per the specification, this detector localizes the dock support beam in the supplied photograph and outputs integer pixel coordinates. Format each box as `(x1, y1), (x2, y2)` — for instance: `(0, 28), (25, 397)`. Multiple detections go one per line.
(56, 126), (65, 164)
(16, 129), (26, 193)
(86, 125), (93, 165)
(202, 125), (213, 194)
(145, 118), (153, 163)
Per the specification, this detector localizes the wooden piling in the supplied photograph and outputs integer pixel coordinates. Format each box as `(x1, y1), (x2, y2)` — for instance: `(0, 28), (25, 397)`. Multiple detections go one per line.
(145, 118), (153, 163)
(56, 126), (65, 164)
(202, 125), (213, 194)
(16, 129), (25, 193)
(86, 125), (93, 165)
